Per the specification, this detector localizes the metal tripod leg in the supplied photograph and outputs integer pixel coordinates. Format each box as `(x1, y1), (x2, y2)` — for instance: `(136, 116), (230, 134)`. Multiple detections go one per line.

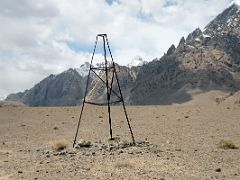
(105, 36), (135, 144)
(72, 36), (98, 148)
(114, 67), (135, 144)
(103, 35), (113, 140)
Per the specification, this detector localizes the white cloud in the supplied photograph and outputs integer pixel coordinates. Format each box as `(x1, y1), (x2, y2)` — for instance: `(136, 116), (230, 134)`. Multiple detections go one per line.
(0, 0), (233, 98)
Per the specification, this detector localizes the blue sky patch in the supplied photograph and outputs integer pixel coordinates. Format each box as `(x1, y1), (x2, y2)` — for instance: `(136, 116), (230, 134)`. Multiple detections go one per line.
(163, 0), (178, 7)
(105, 0), (119, 6)
(67, 40), (114, 55)
(137, 10), (154, 23)
(67, 42), (92, 53)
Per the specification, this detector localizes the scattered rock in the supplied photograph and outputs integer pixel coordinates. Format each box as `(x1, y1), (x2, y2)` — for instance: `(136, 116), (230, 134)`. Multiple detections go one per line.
(108, 144), (114, 151)
(83, 167), (90, 171)
(53, 151), (67, 156)
(218, 139), (239, 149)
(85, 152), (90, 156)
(45, 151), (50, 154)
(119, 140), (131, 148)
(76, 139), (92, 148)
(118, 150), (124, 154)
(215, 168), (221, 172)
(68, 151), (76, 155)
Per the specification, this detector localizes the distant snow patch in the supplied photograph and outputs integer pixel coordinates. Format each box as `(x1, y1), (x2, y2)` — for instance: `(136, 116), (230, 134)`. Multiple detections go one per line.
(195, 38), (201, 42)
(128, 56), (147, 67)
(187, 45), (195, 49)
(203, 34), (211, 38)
(76, 62), (90, 77)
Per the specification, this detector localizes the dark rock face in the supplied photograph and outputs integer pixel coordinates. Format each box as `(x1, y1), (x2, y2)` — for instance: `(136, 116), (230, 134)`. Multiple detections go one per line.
(6, 69), (86, 106)
(186, 28), (203, 44)
(166, 45), (176, 55)
(178, 37), (185, 47)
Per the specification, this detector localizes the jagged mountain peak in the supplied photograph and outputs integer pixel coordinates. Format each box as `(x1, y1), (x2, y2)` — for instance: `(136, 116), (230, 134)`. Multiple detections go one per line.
(178, 37), (186, 46)
(65, 68), (76, 73)
(229, 0), (240, 7)
(214, 1), (239, 24)
(186, 28), (203, 43)
(204, 2), (240, 37)
(76, 62), (90, 77)
(130, 1), (240, 105)
(180, 2), (240, 47)
(166, 44), (176, 55)
(6, 67), (85, 106)
(128, 56), (147, 67)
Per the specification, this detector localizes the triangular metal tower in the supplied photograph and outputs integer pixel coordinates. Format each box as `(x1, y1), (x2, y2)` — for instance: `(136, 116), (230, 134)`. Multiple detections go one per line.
(73, 34), (135, 147)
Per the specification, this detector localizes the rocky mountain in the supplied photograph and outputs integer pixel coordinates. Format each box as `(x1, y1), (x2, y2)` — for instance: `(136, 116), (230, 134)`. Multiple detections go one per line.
(6, 69), (86, 106)
(6, 64), (140, 106)
(85, 64), (140, 104)
(129, 1), (240, 104)
(6, 1), (240, 106)
(128, 56), (148, 67)
(76, 62), (90, 77)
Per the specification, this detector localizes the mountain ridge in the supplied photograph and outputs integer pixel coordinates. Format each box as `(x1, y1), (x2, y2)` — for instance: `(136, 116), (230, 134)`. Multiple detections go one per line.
(6, 3), (240, 106)
(129, 2), (240, 104)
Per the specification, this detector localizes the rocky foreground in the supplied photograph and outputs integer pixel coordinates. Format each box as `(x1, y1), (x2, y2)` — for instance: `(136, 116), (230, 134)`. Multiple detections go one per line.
(1, 93), (240, 179)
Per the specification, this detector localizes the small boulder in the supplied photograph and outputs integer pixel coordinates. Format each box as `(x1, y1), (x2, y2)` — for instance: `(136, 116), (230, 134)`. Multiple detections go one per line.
(77, 139), (92, 148)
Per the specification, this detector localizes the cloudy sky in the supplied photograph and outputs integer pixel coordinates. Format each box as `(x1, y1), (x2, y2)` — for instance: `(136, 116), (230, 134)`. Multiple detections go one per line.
(0, 0), (234, 99)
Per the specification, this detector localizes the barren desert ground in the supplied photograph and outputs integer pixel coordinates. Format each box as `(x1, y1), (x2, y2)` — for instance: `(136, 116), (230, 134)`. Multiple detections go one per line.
(0, 92), (240, 180)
